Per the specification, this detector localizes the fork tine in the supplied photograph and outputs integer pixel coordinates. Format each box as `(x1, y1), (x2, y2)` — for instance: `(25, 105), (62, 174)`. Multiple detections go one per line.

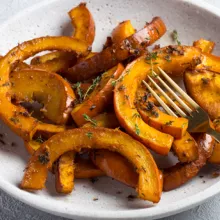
(158, 67), (200, 109)
(152, 71), (193, 114)
(148, 76), (187, 117)
(142, 80), (177, 117)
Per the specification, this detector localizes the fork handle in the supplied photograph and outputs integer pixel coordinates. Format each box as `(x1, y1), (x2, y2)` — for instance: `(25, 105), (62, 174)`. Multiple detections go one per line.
(207, 128), (220, 143)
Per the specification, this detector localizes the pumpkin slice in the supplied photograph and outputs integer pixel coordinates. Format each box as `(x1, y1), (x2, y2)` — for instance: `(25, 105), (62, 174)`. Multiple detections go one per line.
(0, 36), (88, 141)
(114, 46), (201, 155)
(112, 20), (135, 44)
(68, 2), (95, 46)
(10, 69), (75, 125)
(55, 151), (75, 193)
(20, 128), (161, 203)
(208, 141), (220, 164)
(184, 70), (220, 120)
(172, 132), (198, 163)
(91, 150), (138, 188)
(138, 104), (188, 139)
(71, 63), (124, 126)
(163, 134), (214, 191)
(75, 157), (105, 178)
(66, 17), (167, 82)
(193, 38), (215, 53)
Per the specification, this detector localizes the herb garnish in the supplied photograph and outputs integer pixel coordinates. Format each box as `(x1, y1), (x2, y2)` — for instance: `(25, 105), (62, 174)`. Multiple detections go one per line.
(35, 135), (45, 144)
(84, 75), (101, 99)
(132, 113), (141, 118)
(146, 52), (158, 76)
(83, 114), (97, 126)
(164, 54), (172, 62)
(165, 121), (174, 126)
(72, 82), (83, 103)
(172, 30), (181, 45)
(201, 77), (210, 85)
(10, 117), (19, 124)
(135, 124), (140, 135)
(86, 132), (93, 139)
(38, 152), (49, 165)
(118, 85), (126, 91)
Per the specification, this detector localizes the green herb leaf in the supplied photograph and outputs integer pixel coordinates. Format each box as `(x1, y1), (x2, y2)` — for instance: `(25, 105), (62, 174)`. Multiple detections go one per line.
(10, 117), (19, 124)
(172, 30), (181, 45)
(72, 82), (83, 103)
(135, 124), (140, 135)
(86, 132), (93, 139)
(38, 153), (49, 165)
(84, 75), (101, 100)
(35, 135), (45, 144)
(83, 114), (97, 126)
(165, 121), (174, 126)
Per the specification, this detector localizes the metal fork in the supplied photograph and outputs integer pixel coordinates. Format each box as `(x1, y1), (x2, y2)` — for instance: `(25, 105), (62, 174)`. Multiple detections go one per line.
(142, 67), (220, 142)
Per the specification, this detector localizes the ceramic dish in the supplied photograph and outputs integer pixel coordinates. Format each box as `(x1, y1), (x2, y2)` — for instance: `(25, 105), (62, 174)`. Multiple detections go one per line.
(0, 0), (220, 219)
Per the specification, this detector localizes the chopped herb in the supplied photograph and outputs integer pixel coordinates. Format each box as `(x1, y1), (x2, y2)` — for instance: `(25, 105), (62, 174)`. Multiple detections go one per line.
(165, 121), (174, 126)
(186, 138), (193, 142)
(151, 109), (159, 118)
(145, 37), (150, 41)
(72, 82), (83, 102)
(201, 77), (210, 85)
(118, 85), (126, 91)
(90, 177), (99, 183)
(146, 52), (158, 61)
(124, 95), (129, 100)
(89, 105), (96, 111)
(86, 132), (93, 139)
(111, 80), (117, 87)
(10, 117), (19, 124)
(38, 152), (49, 165)
(125, 69), (130, 74)
(35, 135), (44, 144)
(1, 82), (10, 87)
(135, 124), (140, 135)
(132, 113), (141, 118)
(83, 114), (97, 126)
(84, 75), (101, 99)
(164, 54), (171, 62)
(145, 101), (154, 111)
(172, 30), (181, 45)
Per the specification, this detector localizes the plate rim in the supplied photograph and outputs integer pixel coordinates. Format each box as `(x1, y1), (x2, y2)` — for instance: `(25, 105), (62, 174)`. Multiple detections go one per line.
(0, 0), (220, 219)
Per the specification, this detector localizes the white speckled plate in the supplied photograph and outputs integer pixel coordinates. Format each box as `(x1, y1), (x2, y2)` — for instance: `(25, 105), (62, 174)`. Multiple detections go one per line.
(0, 0), (220, 219)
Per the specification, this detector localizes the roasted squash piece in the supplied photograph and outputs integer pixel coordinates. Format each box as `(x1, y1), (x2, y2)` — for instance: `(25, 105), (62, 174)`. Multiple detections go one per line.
(75, 157), (105, 178)
(0, 36), (88, 141)
(208, 141), (220, 164)
(55, 151), (75, 193)
(138, 104), (188, 139)
(172, 132), (198, 163)
(184, 70), (220, 120)
(71, 63), (124, 126)
(91, 150), (138, 188)
(66, 17), (167, 82)
(20, 128), (161, 203)
(114, 46), (201, 155)
(68, 3), (95, 46)
(10, 69), (75, 125)
(112, 20), (135, 44)
(82, 112), (120, 128)
(163, 134), (214, 191)
(31, 52), (77, 73)
(193, 38), (215, 53)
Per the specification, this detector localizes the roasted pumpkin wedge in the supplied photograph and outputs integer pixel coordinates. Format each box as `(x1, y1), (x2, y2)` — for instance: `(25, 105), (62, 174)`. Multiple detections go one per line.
(66, 17), (167, 82)
(138, 103), (188, 139)
(193, 38), (215, 54)
(112, 20), (135, 44)
(75, 157), (105, 178)
(82, 112), (120, 128)
(172, 132), (198, 163)
(184, 70), (220, 120)
(55, 151), (75, 193)
(114, 46), (201, 155)
(10, 69), (75, 125)
(68, 2), (95, 46)
(91, 150), (138, 187)
(31, 52), (77, 73)
(20, 128), (161, 203)
(71, 63), (124, 126)
(199, 53), (220, 73)
(163, 134), (214, 191)
(208, 141), (220, 164)
(0, 36), (88, 141)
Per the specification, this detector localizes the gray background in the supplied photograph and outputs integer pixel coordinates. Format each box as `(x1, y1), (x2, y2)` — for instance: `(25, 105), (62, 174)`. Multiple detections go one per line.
(0, 0), (219, 219)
